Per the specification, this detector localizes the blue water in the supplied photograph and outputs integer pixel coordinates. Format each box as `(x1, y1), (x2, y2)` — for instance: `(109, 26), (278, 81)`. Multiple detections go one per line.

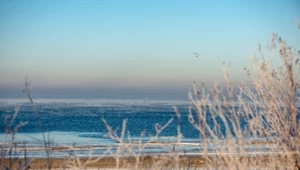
(0, 99), (201, 144)
(1, 99), (277, 158)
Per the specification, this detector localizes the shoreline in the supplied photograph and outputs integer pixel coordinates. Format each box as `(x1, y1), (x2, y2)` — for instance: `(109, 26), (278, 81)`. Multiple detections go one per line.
(2, 154), (283, 169)
(2, 155), (205, 169)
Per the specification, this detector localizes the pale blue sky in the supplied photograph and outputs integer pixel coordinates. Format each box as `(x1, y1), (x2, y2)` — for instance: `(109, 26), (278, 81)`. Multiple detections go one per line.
(0, 0), (299, 99)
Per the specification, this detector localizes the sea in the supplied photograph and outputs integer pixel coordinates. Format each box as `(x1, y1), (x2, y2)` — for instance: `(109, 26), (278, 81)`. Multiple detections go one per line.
(0, 99), (203, 158)
(0, 99), (272, 158)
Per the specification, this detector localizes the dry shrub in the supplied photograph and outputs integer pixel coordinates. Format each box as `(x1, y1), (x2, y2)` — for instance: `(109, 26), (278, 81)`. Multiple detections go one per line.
(187, 25), (300, 169)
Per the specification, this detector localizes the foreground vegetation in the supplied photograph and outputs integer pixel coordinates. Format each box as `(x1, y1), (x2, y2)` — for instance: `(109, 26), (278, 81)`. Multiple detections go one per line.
(1, 22), (300, 169)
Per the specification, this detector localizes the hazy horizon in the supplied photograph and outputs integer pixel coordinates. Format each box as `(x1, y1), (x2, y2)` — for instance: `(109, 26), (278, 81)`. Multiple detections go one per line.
(1, 0), (300, 99)
(0, 86), (191, 100)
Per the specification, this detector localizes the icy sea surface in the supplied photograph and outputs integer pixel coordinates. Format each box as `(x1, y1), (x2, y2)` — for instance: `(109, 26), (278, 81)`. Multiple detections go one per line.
(0, 99), (274, 158)
(0, 99), (196, 144)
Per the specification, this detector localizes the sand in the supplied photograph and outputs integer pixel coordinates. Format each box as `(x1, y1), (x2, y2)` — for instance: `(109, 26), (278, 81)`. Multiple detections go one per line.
(1, 155), (206, 169)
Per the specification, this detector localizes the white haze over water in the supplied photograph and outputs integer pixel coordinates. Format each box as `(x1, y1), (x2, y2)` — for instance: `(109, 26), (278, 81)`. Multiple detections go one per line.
(0, 98), (190, 107)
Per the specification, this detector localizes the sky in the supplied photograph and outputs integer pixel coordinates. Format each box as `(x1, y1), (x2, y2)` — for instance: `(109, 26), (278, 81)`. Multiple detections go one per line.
(0, 0), (300, 100)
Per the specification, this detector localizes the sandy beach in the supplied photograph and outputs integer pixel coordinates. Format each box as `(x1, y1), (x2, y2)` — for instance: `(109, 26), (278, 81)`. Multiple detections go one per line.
(2, 155), (207, 169)
(2, 153), (284, 170)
